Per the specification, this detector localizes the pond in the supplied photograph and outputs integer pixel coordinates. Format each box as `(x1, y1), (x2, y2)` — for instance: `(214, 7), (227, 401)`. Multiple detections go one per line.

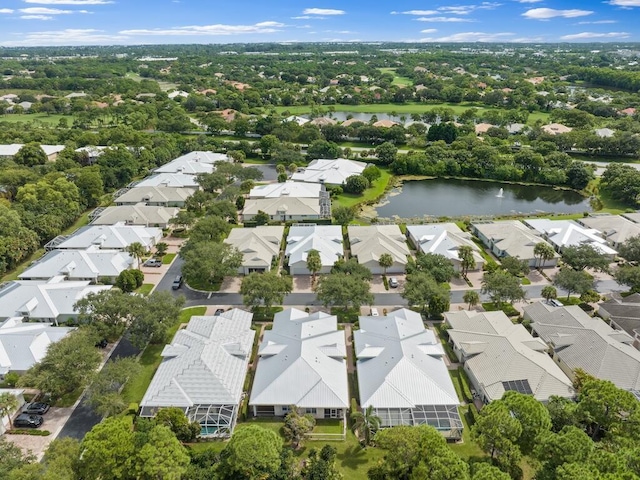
(374, 178), (591, 219)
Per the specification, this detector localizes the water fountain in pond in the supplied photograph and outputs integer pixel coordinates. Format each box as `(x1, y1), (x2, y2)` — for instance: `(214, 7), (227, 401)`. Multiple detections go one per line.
(496, 188), (504, 198)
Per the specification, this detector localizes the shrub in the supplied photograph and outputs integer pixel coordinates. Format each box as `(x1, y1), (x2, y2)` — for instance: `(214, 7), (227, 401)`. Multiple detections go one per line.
(4, 372), (19, 387)
(128, 403), (139, 415)
(7, 429), (51, 436)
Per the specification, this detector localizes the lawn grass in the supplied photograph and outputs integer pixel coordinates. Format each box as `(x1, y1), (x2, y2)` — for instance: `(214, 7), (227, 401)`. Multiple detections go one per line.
(450, 405), (485, 460)
(162, 253), (176, 264)
(378, 67), (413, 87)
(0, 113), (75, 126)
(334, 168), (393, 209)
(53, 387), (84, 408)
(1, 210), (92, 283)
(135, 284), (155, 296)
(122, 307), (206, 404)
(482, 302), (520, 317)
(313, 419), (344, 434)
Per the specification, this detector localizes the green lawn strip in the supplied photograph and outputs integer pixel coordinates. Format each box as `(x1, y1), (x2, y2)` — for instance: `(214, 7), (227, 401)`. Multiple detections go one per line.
(161, 253), (177, 264)
(135, 284), (155, 296)
(434, 324), (458, 363)
(0, 113), (75, 125)
(481, 302), (520, 317)
(185, 278), (222, 291)
(122, 307), (206, 404)
(449, 405), (485, 460)
(53, 387), (85, 408)
(599, 189), (633, 215)
(333, 168), (392, 209)
(521, 277), (532, 285)
(449, 367), (473, 404)
(1, 210), (92, 283)
(313, 419), (344, 434)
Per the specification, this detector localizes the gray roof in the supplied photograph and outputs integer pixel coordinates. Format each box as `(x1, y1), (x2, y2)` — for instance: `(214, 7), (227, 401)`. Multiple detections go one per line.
(243, 197), (322, 216)
(599, 293), (640, 337)
(115, 186), (196, 205)
(446, 309), (574, 402)
(355, 309), (459, 409)
(0, 144), (65, 157)
(140, 309), (255, 408)
(0, 278), (111, 321)
(92, 205), (179, 226)
(473, 221), (558, 261)
(57, 224), (162, 250)
(285, 225), (343, 269)
(525, 301), (640, 391)
(348, 225), (411, 265)
(225, 226), (284, 268)
(136, 173), (200, 188)
(0, 317), (74, 374)
(250, 309), (349, 409)
(623, 212), (640, 224)
(524, 219), (616, 255)
(579, 215), (640, 246)
(249, 182), (323, 199)
(291, 158), (366, 184)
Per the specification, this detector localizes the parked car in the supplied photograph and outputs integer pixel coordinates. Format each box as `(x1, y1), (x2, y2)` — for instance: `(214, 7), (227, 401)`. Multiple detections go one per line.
(371, 307), (380, 317)
(22, 402), (50, 415)
(171, 275), (183, 290)
(14, 413), (44, 428)
(95, 338), (108, 348)
(389, 277), (399, 288)
(143, 258), (162, 267)
(214, 308), (225, 316)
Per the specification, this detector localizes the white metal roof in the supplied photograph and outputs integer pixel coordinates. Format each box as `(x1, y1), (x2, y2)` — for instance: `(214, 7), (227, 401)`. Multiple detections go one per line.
(19, 247), (133, 281)
(291, 158), (366, 184)
(0, 317), (74, 374)
(243, 197), (322, 216)
(0, 278), (111, 321)
(407, 223), (484, 265)
(0, 144), (65, 157)
(525, 301), (640, 391)
(57, 224), (162, 250)
(578, 215), (640, 247)
(285, 225), (343, 269)
(171, 151), (230, 164)
(224, 226), (284, 268)
(355, 309), (460, 409)
(250, 309), (349, 409)
(348, 225), (411, 265)
(524, 219), (617, 256)
(249, 182), (323, 199)
(136, 173), (200, 188)
(92, 205), (179, 226)
(446, 310), (574, 402)
(155, 157), (216, 175)
(115, 186), (196, 205)
(141, 309), (255, 408)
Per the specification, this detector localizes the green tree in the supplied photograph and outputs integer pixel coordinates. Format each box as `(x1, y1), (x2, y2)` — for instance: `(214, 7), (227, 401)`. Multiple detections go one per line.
(254, 210), (270, 226)
(458, 245), (476, 277)
(241, 271), (293, 311)
(362, 164), (381, 183)
(0, 392), (19, 430)
(115, 269), (144, 293)
(19, 329), (101, 400)
(502, 390), (552, 452)
(343, 174), (369, 194)
(301, 445), (342, 480)
(471, 463), (511, 480)
(481, 270), (526, 307)
(283, 406), (316, 449)
(534, 242), (557, 270)
(378, 253), (394, 276)
(351, 405), (381, 447)
(84, 357), (141, 418)
(306, 249), (322, 285)
(561, 244), (610, 273)
(134, 425), (190, 480)
(463, 290), (480, 310)
(307, 140), (341, 160)
(41, 437), (81, 480)
(14, 142), (47, 167)
(618, 235), (640, 262)
(541, 285), (558, 302)
(472, 402), (523, 470)
(402, 271), (450, 317)
(77, 416), (136, 480)
(407, 253), (456, 283)
(553, 268), (594, 300)
(0, 438), (35, 479)
(218, 425), (282, 480)
(330, 257), (373, 281)
(332, 205), (356, 226)
(182, 242), (242, 288)
(534, 426), (593, 479)
(375, 142), (398, 165)
(614, 265), (640, 293)
(155, 242), (168, 257)
(315, 273), (373, 310)
(500, 256), (529, 277)
(186, 216), (233, 245)
(154, 407), (201, 443)
(127, 291), (185, 348)
(75, 289), (140, 340)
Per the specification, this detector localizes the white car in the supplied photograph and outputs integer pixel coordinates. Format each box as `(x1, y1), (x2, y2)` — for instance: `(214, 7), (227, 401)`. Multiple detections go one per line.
(370, 307), (379, 316)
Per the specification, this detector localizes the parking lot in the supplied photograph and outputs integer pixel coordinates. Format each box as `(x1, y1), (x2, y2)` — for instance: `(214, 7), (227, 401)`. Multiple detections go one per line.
(6, 406), (73, 459)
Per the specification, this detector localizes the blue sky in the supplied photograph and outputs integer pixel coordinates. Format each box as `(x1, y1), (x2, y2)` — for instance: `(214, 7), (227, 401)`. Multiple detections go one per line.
(0, 0), (639, 46)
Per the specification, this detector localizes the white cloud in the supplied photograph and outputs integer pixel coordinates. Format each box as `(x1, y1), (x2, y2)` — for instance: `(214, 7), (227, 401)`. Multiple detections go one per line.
(20, 14), (54, 19)
(0, 28), (128, 46)
(420, 28), (438, 33)
(416, 16), (474, 22)
(523, 8), (593, 20)
(324, 29), (356, 34)
(302, 8), (345, 15)
(393, 10), (438, 15)
(420, 31), (514, 42)
(560, 31), (630, 40)
(516, 0), (542, 3)
(0, 8), (14, 13)
(120, 21), (286, 36)
(22, 0), (111, 4)
(577, 20), (617, 24)
(438, 3), (502, 14)
(608, 0), (640, 6)
(19, 7), (89, 14)
(292, 15), (313, 19)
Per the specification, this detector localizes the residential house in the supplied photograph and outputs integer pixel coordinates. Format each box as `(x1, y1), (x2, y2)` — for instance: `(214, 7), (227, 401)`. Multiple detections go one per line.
(524, 302), (640, 392)
(309, 117), (337, 127)
(595, 128), (615, 138)
(445, 309), (575, 403)
(0, 317), (75, 377)
(291, 158), (367, 185)
(599, 293), (640, 349)
(284, 115), (309, 126)
(474, 123), (495, 135)
(243, 197), (330, 222)
(407, 223), (484, 272)
(135, 173), (200, 188)
(0, 144), (65, 161)
(355, 309), (463, 438)
(250, 309), (349, 419)
(622, 211), (640, 225)
(472, 221), (559, 267)
(224, 226), (284, 274)
(373, 119), (398, 128)
(249, 182), (324, 199)
(348, 225), (411, 274)
(140, 309), (255, 437)
(541, 123), (573, 135)
(18, 247), (134, 283)
(49, 224), (162, 252)
(75, 146), (108, 164)
(578, 215), (640, 250)
(0, 277), (111, 324)
(114, 186), (197, 208)
(91, 204), (179, 228)
(524, 219), (617, 257)
(285, 225), (343, 275)
(154, 151), (228, 176)
(506, 123), (526, 135)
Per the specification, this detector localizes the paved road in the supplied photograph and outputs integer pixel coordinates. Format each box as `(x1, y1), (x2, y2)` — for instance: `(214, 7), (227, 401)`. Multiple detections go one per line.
(57, 337), (140, 440)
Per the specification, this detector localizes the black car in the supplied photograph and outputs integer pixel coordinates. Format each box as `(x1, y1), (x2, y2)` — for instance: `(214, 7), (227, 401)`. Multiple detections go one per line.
(14, 413), (44, 428)
(95, 338), (108, 348)
(214, 308), (225, 316)
(23, 402), (50, 415)
(171, 275), (183, 290)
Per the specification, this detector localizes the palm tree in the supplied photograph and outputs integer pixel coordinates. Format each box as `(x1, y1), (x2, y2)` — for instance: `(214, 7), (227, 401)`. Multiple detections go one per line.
(458, 246), (476, 277)
(541, 285), (558, 303)
(463, 290), (480, 310)
(155, 242), (168, 258)
(534, 242), (555, 270)
(306, 249), (322, 286)
(0, 392), (19, 430)
(351, 405), (381, 447)
(378, 253), (394, 277)
(126, 242), (147, 265)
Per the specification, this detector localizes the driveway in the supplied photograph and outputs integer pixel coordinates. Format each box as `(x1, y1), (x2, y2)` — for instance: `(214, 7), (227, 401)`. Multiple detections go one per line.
(5, 407), (72, 460)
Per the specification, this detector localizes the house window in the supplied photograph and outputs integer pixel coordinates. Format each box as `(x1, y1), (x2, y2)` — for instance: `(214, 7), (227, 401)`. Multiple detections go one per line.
(281, 405), (290, 413)
(305, 408), (317, 415)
